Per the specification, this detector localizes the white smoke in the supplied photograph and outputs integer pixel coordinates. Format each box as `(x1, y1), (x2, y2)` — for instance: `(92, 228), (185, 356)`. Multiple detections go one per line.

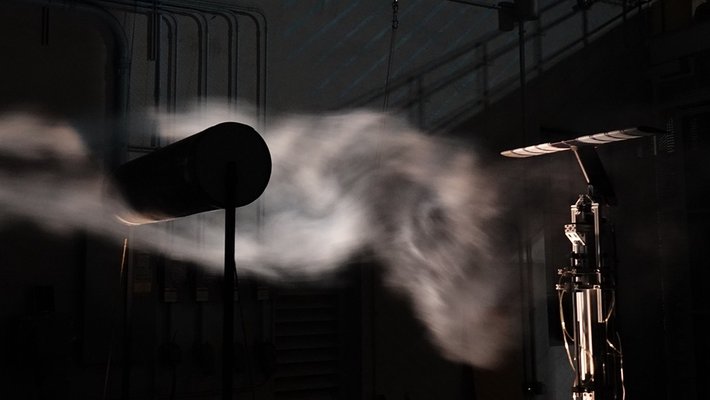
(0, 107), (517, 369)
(0, 113), (128, 234)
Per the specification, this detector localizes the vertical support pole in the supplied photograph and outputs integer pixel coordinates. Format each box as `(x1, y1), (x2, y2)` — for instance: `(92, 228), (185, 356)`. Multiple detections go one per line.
(41, 6), (49, 46)
(121, 245), (132, 400)
(517, 13), (540, 398)
(518, 16), (527, 143)
(223, 164), (237, 400)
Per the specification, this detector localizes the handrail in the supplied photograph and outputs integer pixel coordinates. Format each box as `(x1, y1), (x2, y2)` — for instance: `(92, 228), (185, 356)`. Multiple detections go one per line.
(430, 3), (651, 131)
(337, 0), (656, 131)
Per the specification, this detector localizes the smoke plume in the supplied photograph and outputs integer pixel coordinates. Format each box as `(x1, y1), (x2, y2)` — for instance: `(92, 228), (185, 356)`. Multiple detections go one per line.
(0, 107), (517, 369)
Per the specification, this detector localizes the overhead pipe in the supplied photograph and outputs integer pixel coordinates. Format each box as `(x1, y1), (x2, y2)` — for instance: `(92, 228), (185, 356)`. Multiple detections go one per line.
(93, 0), (268, 123)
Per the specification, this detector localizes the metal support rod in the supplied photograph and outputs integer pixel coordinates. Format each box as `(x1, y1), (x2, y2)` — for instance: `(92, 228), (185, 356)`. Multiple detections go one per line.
(559, 195), (624, 400)
(517, 14), (541, 396)
(152, 8), (161, 113)
(121, 247), (132, 400)
(41, 6), (49, 46)
(514, 60), (535, 392)
(518, 16), (527, 143)
(223, 164), (237, 400)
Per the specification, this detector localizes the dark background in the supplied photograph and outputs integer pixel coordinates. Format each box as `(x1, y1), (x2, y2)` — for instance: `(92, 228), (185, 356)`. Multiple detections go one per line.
(0, 1), (709, 399)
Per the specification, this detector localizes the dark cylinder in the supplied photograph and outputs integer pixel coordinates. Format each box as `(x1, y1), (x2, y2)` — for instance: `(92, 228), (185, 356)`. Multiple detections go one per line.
(112, 122), (271, 224)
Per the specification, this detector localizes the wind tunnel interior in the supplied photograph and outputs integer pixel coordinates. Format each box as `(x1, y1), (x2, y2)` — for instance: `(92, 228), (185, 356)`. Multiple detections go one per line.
(1, 1), (710, 400)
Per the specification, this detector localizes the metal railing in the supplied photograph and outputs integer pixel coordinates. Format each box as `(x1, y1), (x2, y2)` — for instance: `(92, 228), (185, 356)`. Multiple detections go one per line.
(338, 0), (656, 131)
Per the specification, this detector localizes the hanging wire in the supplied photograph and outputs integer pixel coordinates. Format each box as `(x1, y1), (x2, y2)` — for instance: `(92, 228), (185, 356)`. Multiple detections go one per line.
(616, 331), (626, 400)
(603, 290), (627, 399)
(102, 238), (130, 400)
(382, 0), (399, 111)
(557, 276), (577, 372)
(557, 284), (576, 372)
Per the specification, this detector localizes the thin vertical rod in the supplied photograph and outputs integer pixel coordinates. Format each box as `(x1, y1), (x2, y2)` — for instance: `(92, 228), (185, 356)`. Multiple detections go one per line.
(518, 15), (539, 396)
(103, 238), (129, 400)
(121, 240), (132, 400)
(518, 16), (527, 143)
(223, 165), (237, 400)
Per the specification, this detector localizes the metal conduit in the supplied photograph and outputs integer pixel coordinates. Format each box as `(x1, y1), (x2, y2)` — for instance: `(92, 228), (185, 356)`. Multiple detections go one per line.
(88, 0), (267, 121)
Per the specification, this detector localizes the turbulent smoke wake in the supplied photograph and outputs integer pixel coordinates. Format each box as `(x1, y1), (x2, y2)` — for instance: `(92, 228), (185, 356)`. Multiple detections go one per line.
(0, 107), (517, 369)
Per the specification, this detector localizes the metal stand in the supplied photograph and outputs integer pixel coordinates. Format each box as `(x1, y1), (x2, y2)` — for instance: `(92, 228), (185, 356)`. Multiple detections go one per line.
(223, 164), (237, 400)
(500, 126), (663, 399)
(556, 148), (624, 400)
(112, 122), (272, 400)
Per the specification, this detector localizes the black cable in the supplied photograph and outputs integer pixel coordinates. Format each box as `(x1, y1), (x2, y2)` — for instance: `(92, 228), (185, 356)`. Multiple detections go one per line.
(382, 0), (399, 111)
(102, 238), (129, 400)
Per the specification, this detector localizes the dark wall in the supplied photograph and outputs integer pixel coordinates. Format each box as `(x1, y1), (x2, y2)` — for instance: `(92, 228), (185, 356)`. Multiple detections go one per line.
(455, 6), (710, 400)
(3, 1), (709, 399)
(0, 2), (482, 400)
(0, 3), (116, 399)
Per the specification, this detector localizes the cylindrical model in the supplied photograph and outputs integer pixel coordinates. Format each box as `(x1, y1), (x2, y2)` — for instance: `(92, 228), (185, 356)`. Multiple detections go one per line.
(112, 122), (272, 224)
